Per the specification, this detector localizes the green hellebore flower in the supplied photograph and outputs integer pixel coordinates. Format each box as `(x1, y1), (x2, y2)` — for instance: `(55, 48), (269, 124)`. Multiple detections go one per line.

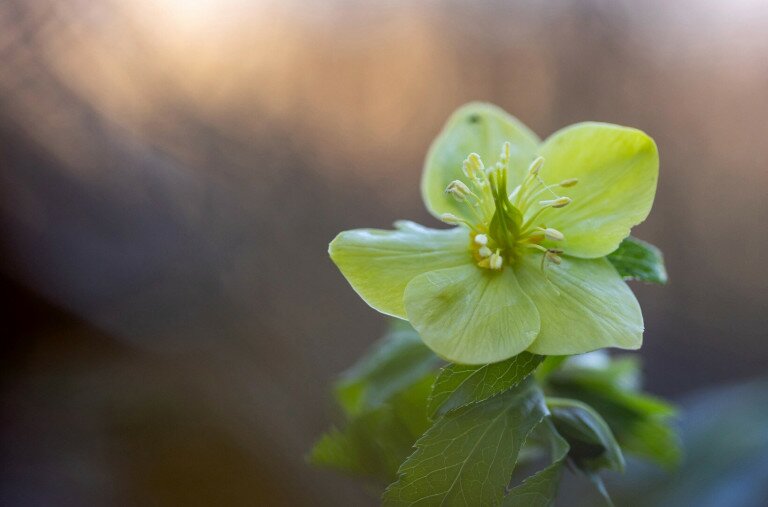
(329, 103), (659, 365)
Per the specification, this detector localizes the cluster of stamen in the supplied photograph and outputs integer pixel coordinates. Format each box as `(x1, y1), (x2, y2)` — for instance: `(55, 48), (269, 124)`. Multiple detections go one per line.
(439, 142), (578, 271)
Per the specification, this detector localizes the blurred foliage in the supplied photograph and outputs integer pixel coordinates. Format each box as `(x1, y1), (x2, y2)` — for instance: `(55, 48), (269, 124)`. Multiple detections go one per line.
(310, 323), (437, 483)
(311, 320), (680, 506)
(544, 353), (680, 469)
(600, 378), (768, 507)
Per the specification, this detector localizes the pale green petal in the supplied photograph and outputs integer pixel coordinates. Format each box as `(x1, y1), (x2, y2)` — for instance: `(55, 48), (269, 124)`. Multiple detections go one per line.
(536, 123), (659, 258)
(422, 102), (540, 222)
(329, 221), (470, 318)
(515, 255), (643, 355)
(403, 265), (540, 364)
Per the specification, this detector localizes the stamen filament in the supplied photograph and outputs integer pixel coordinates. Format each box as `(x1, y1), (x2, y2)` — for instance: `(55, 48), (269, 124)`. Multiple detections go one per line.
(525, 243), (548, 253)
(440, 213), (478, 231)
(519, 206), (552, 234)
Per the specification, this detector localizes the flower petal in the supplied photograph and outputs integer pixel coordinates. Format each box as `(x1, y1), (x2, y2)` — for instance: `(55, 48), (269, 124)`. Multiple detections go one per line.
(422, 102), (540, 222)
(403, 265), (540, 364)
(515, 255), (643, 355)
(537, 123), (659, 258)
(329, 221), (470, 318)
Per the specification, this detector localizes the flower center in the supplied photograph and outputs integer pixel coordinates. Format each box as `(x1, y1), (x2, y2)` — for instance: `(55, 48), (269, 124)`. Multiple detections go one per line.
(439, 143), (578, 271)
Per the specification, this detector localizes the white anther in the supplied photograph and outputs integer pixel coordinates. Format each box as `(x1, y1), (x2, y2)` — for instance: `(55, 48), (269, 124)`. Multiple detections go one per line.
(528, 156), (545, 175)
(478, 245), (492, 258)
(440, 213), (461, 225)
(489, 250), (504, 270)
(543, 228), (565, 242)
(463, 153), (484, 179)
(540, 196), (572, 208)
(445, 180), (472, 201)
(474, 234), (488, 246)
(559, 178), (578, 188)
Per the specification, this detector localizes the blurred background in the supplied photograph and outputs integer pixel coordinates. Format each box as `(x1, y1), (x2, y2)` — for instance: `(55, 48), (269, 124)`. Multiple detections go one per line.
(2, 0), (767, 505)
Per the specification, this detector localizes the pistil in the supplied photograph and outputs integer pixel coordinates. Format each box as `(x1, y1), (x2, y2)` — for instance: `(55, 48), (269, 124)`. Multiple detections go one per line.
(440, 143), (578, 272)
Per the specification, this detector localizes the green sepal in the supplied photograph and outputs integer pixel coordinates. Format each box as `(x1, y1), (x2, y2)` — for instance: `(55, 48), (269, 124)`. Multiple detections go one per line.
(535, 122), (659, 258)
(421, 102), (539, 223)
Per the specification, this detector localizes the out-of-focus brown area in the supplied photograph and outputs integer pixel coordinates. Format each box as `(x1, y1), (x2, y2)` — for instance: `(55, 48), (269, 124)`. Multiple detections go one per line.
(1, 0), (767, 505)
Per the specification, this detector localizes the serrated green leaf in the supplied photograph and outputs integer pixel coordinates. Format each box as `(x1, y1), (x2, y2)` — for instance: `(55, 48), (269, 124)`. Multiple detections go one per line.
(383, 379), (547, 506)
(310, 375), (435, 482)
(504, 419), (570, 507)
(607, 236), (668, 284)
(429, 352), (543, 419)
(336, 322), (440, 417)
(547, 398), (625, 473)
